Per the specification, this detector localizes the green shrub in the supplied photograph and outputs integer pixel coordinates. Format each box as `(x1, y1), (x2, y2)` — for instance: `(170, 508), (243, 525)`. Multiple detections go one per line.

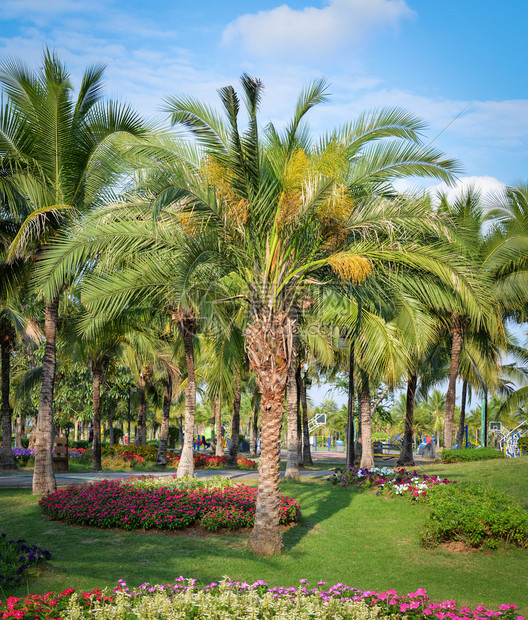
(104, 427), (124, 443)
(168, 426), (180, 448)
(102, 444), (158, 459)
(441, 447), (504, 463)
(21, 437), (30, 448)
(518, 436), (528, 450)
(70, 439), (90, 449)
(422, 482), (528, 548)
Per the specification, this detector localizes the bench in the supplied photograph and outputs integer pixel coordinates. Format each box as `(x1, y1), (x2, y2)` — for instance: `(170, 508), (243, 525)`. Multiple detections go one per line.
(52, 436), (69, 473)
(373, 441), (402, 459)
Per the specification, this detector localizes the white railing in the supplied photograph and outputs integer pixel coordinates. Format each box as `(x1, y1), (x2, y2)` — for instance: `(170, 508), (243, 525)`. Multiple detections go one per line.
(308, 413), (326, 434)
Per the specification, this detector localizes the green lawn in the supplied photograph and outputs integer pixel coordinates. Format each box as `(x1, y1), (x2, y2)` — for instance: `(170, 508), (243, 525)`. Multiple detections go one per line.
(1, 457), (527, 614)
(425, 457), (528, 509)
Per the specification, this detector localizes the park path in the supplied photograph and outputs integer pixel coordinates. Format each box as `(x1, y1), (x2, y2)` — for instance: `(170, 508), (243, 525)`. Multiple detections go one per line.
(0, 451), (435, 489)
(0, 467), (339, 489)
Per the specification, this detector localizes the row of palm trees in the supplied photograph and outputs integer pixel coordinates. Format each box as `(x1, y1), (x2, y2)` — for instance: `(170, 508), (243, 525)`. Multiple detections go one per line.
(1, 51), (526, 556)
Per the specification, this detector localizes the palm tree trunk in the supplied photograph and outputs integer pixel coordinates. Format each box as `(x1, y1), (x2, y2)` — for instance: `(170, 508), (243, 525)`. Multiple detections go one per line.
(178, 413), (184, 449)
(176, 317), (196, 478)
(295, 366), (302, 465)
(0, 329), (16, 469)
(354, 408), (362, 466)
(246, 312), (291, 556)
(358, 371), (374, 469)
(108, 408), (114, 446)
(91, 362), (103, 471)
(285, 356), (299, 479)
(135, 372), (147, 446)
(301, 373), (312, 465)
(398, 373), (417, 466)
(251, 388), (260, 456)
(15, 413), (25, 448)
(215, 396), (223, 457)
(33, 297), (59, 495)
(209, 403), (216, 454)
(444, 316), (464, 450)
(227, 373), (241, 467)
(156, 372), (173, 466)
(16, 414), (25, 447)
(346, 343), (355, 469)
(456, 379), (468, 448)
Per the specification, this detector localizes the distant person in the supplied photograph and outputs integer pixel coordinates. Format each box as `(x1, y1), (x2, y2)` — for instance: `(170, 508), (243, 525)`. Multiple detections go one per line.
(88, 425), (94, 444)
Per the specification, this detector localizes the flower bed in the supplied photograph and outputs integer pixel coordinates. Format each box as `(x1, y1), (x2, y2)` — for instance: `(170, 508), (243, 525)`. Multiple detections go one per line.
(101, 446), (258, 470)
(12, 445), (258, 471)
(167, 454), (257, 470)
(0, 533), (51, 589)
(11, 447), (91, 467)
(126, 474), (235, 490)
(39, 481), (300, 531)
(12, 447), (34, 466)
(329, 467), (454, 499)
(102, 453), (147, 469)
(1, 578), (523, 619)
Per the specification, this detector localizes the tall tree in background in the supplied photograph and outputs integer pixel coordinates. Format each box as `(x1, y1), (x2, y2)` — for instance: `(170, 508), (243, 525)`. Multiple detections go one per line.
(0, 50), (147, 494)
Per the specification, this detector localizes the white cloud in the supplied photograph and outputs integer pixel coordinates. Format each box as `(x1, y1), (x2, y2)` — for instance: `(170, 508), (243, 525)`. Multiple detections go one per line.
(426, 176), (507, 208)
(309, 88), (528, 182)
(1, 2), (526, 184)
(222, 0), (414, 59)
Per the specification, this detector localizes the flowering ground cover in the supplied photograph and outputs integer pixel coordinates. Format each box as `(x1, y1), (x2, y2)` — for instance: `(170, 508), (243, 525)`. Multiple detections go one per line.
(126, 474), (235, 490)
(12, 445), (258, 471)
(166, 454), (258, 470)
(328, 467), (454, 499)
(12, 447), (93, 467)
(38, 480), (300, 531)
(101, 445), (258, 470)
(1, 578), (523, 619)
(0, 533), (51, 590)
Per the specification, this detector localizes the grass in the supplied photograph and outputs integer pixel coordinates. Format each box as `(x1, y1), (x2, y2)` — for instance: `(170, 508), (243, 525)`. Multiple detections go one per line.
(1, 457), (527, 615)
(424, 456), (528, 509)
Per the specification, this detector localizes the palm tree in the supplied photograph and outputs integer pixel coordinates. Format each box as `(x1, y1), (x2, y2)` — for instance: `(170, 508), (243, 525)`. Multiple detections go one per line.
(485, 184), (528, 321)
(435, 190), (502, 449)
(0, 50), (148, 494)
(156, 340), (182, 466)
(0, 194), (38, 468)
(161, 77), (466, 554)
(38, 76), (466, 554)
(419, 390), (447, 446)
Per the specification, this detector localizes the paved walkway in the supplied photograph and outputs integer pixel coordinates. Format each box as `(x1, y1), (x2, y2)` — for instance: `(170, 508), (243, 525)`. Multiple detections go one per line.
(0, 451), (436, 489)
(0, 467), (338, 489)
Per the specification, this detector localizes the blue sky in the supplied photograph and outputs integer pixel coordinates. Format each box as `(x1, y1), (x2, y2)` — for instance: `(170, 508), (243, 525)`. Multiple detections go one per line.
(1, 0), (527, 194)
(2, 0), (526, 407)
